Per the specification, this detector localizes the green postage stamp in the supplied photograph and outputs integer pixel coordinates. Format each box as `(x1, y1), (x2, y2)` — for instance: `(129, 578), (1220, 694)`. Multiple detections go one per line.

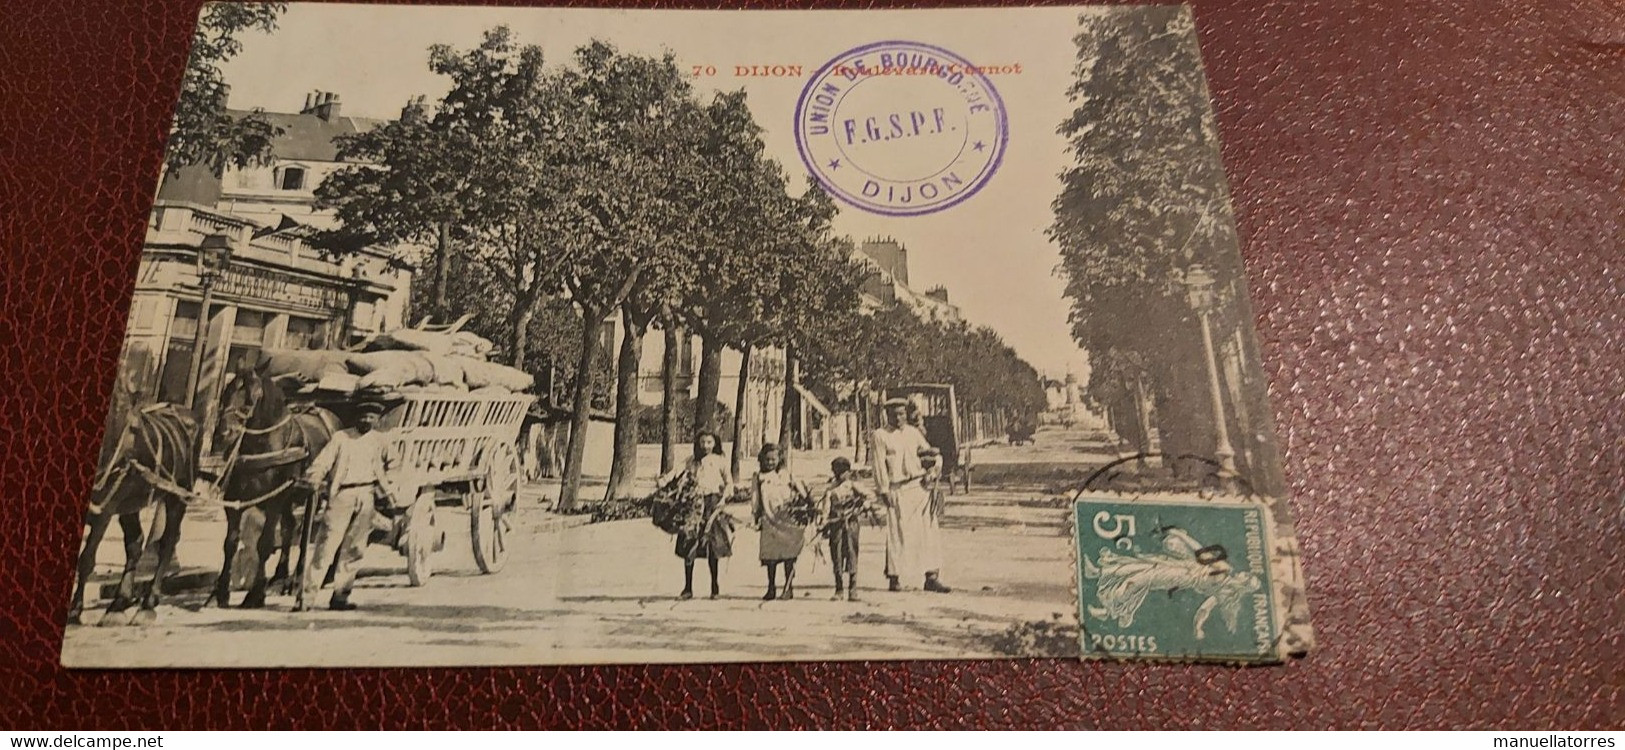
(1075, 496), (1285, 663)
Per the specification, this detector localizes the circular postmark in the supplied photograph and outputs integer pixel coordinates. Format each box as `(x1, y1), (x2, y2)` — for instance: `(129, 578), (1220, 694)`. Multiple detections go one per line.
(794, 40), (1008, 217)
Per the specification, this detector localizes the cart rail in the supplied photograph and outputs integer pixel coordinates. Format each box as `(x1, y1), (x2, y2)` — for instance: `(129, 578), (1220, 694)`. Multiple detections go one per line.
(376, 391), (534, 490)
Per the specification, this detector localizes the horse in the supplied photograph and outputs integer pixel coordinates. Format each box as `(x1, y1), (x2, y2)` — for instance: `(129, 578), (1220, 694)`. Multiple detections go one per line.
(209, 360), (337, 609)
(68, 379), (200, 626)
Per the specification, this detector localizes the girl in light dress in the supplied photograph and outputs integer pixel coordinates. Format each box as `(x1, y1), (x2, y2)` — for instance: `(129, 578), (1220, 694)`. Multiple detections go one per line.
(657, 430), (734, 600)
(751, 443), (812, 601)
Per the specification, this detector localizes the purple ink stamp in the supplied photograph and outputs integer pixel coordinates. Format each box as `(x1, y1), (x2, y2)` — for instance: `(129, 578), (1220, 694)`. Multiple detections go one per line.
(794, 40), (1009, 217)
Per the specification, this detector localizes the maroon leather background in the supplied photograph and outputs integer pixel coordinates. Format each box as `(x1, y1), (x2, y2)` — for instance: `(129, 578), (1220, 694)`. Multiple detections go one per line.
(2, 0), (1621, 730)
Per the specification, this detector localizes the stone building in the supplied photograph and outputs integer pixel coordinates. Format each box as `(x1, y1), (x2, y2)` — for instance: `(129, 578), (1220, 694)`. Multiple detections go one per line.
(114, 92), (411, 448)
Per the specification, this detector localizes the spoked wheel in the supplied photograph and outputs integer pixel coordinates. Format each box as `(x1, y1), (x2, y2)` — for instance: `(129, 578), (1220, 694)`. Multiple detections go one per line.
(470, 441), (519, 574)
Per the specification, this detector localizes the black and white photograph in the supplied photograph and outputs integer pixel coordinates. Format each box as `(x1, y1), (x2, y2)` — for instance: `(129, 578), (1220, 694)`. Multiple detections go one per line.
(62, 3), (1313, 667)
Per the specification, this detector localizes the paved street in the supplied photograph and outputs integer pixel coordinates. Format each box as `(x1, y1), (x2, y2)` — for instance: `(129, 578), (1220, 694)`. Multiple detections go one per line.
(61, 426), (1114, 667)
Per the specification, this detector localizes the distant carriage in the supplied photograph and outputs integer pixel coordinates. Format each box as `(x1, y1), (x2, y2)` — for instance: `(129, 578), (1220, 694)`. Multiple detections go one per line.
(1006, 419), (1036, 446)
(881, 383), (971, 495)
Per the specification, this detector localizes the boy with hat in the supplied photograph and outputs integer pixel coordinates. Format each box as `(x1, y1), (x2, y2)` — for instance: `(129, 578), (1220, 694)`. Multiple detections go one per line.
(299, 400), (394, 611)
(818, 456), (872, 600)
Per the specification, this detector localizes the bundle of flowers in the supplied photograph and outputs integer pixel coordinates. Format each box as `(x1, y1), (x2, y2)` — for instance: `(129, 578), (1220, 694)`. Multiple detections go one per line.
(823, 490), (873, 528)
(780, 483), (822, 527)
(647, 473), (699, 535)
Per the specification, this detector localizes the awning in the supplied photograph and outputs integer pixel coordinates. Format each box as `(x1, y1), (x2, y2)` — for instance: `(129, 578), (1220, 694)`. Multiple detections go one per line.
(793, 383), (831, 416)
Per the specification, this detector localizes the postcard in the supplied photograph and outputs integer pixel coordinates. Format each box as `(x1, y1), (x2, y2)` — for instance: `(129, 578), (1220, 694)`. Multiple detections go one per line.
(62, 3), (1312, 667)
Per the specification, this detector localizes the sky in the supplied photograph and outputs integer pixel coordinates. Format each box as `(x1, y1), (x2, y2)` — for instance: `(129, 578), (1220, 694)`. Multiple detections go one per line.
(219, 5), (1101, 380)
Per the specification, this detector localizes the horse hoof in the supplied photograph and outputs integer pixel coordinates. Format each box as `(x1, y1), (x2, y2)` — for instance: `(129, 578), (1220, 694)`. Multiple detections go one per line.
(239, 595), (266, 610)
(210, 592), (232, 608)
(130, 608), (158, 627)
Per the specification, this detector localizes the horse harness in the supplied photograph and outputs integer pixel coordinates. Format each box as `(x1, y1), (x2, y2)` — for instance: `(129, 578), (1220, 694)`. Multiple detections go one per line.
(87, 404), (195, 516)
(212, 401), (324, 512)
(89, 402), (323, 515)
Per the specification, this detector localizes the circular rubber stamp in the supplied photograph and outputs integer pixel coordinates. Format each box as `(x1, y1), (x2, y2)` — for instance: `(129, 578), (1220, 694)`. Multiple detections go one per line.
(794, 40), (1008, 217)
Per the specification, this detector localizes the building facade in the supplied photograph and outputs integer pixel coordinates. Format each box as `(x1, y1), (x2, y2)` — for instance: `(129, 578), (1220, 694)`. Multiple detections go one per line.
(162, 92), (386, 232)
(856, 238), (962, 323)
(119, 92), (411, 449)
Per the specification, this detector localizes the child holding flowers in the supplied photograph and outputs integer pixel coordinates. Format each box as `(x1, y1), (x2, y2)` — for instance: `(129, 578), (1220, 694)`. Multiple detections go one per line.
(656, 430), (734, 600)
(752, 443), (814, 601)
(819, 456), (873, 601)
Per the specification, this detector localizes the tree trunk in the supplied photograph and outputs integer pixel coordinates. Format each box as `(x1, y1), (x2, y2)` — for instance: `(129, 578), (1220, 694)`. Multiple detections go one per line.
(507, 298), (535, 370)
(729, 343), (753, 480)
(431, 221), (451, 322)
(1134, 376), (1156, 460)
(854, 390), (868, 465)
(558, 308), (606, 512)
(660, 324), (680, 474)
(694, 331), (723, 432)
(778, 348), (797, 461)
(605, 313), (644, 501)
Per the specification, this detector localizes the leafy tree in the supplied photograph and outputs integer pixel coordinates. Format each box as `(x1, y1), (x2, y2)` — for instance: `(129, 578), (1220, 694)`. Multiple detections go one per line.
(772, 185), (869, 457)
(315, 95), (474, 323)
(677, 91), (779, 436)
(1051, 8), (1281, 492)
(319, 27), (575, 367)
(553, 43), (706, 511)
(603, 95), (712, 500)
(164, 2), (286, 176)
(1049, 9), (1225, 437)
(835, 305), (1046, 432)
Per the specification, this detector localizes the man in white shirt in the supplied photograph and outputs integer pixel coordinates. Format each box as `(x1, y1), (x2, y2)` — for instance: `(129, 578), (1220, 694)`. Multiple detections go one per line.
(873, 397), (951, 593)
(298, 401), (393, 611)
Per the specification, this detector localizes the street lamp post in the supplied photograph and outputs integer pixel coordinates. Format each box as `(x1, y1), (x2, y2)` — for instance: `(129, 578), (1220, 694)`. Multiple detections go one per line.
(1181, 265), (1238, 491)
(185, 233), (235, 415)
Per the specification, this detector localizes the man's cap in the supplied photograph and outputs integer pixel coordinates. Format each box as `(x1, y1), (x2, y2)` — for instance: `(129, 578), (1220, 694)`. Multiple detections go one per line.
(356, 401), (387, 415)
(882, 397), (910, 407)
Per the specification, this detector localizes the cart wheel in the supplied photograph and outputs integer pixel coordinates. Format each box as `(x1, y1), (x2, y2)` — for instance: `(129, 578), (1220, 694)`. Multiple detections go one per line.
(405, 491), (436, 587)
(471, 441), (519, 574)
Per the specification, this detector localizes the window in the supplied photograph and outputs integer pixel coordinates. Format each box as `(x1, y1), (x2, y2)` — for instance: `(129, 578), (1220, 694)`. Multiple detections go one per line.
(599, 319), (617, 356)
(278, 166), (307, 191)
(231, 309), (268, 347)
(157, 302), (200, 404)
(678, 334), (694, 380)
(285, 316), (328, 350)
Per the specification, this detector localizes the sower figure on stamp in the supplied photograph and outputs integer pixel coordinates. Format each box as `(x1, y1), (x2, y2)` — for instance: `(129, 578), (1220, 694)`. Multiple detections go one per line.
(818, 456), (872, 601)
(297, 400), (394, 612)
(873, 397), (951, 593)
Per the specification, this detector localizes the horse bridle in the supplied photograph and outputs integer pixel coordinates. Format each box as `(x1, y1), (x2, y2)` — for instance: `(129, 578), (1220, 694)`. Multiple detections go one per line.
(216, 373), (297, 489)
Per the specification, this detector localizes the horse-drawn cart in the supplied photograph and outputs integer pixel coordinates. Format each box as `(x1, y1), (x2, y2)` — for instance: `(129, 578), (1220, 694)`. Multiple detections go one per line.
(317, 388), (535, 584)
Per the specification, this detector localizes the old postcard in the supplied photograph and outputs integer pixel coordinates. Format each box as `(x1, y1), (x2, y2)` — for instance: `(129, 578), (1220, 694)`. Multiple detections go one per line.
(62, 3), (1313, 667)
